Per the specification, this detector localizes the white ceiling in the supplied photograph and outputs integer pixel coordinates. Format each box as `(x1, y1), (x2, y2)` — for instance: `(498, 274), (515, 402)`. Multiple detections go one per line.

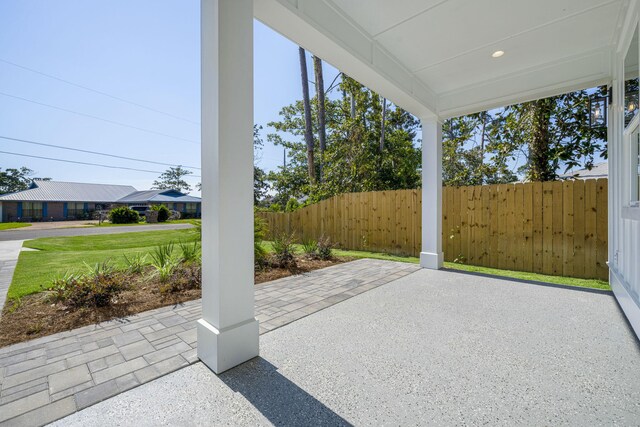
(256, 0), (630, 118)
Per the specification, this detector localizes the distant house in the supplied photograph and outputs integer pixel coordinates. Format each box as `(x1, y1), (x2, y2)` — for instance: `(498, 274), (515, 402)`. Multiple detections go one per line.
(560, 162), (608, 180)
(0, 180), (201, 222)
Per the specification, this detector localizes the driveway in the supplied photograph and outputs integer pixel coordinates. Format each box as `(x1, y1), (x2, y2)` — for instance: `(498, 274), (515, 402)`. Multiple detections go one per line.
(0, 223), (193, 242)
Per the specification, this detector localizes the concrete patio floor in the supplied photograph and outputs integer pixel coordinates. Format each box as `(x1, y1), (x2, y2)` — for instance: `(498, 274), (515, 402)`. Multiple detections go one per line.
(53, 268), (640, 426)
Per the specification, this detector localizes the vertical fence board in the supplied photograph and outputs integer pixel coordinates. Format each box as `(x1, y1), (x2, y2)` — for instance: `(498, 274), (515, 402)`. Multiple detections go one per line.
(596, 179), (608, 280)
(552, 181), (564, 276)
(523, 183), (534, 272)
(573, 180), (585, 278)
(532, 182), (544, 274)
(563, 181), (575, 278)
(584, 179), (598, 279)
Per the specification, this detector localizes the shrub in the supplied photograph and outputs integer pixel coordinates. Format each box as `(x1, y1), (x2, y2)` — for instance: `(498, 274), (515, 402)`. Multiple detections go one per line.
(179, 241), (200, 264)
(151, 205), (170, 222)
(150, 242), (175, 268)
(150, 243), (177, 282)
(123, 253), (148, 274)
(317, 234), (334, 260)
(285, 198), (300, 212)
(254, 214), (268, 266)
(45, 271), (84, 303)
(159, 264), (201, 294)
(46, 263), (127, 308)
(271, 232), (297, 269)
(108, 206), (139, 224)
(302, 238), (318, 258)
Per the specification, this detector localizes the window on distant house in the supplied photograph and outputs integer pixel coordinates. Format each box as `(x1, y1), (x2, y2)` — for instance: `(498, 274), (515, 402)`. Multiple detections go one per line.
(22, 202), (43, 219)
(67, 202), (85, 218)
(186, 203), (197, 214)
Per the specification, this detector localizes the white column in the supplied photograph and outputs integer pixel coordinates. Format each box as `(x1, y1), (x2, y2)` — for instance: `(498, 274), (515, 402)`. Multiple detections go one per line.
(198, 0), (258, 374)
(420, 117), (443, 269)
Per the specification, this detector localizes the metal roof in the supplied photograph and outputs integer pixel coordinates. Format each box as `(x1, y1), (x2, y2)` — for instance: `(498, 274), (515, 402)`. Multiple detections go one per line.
(560, 162), (608, 180)
(0, 180), (137, 202)
(117, 190), (201, 203)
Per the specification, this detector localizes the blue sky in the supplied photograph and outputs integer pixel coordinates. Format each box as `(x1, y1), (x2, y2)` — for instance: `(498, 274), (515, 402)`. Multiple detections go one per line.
(0, 0), (341, 195)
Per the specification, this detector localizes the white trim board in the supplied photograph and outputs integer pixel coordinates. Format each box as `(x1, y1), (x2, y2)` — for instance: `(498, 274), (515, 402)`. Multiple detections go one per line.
(610, 266), (640, 338)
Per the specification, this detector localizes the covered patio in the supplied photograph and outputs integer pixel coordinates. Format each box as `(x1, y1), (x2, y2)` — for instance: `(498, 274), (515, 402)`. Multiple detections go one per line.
(54, 266), (640, 425)
(199, 0), (639, 376)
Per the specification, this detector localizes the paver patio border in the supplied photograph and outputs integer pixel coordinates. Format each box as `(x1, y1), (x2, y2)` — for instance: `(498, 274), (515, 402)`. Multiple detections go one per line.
(0, 259), (419, 426)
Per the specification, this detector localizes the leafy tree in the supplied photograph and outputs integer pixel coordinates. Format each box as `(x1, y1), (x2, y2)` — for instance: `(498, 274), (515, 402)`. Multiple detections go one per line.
(490, 88), (607, 181)
(0, 167), (50, 194)
(268, 75), (421, 205)
(442, 114), (516, 186)
(253, 125), (270, 204)
(152, 166), (193, 193)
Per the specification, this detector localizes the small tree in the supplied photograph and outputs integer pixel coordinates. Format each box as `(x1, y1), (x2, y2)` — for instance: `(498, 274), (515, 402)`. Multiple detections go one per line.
(0, 167), (50, 194)
(152, 166), (193, 193)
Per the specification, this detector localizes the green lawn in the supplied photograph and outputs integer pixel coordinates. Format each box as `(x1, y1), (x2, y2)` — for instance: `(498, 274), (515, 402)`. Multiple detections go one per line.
(263, 243), (611, 291)
(0, 222), (31, 231)
(8, 231), (609, 303)
(9, 229), (199, 300)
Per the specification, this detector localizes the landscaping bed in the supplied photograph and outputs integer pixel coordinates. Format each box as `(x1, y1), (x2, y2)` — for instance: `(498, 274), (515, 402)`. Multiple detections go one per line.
(0, 223), (345, 346)
(0, 254), (345, 347)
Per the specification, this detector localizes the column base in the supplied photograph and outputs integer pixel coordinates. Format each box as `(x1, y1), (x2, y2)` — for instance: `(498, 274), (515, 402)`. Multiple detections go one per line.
(420, 251), (443, 269)
(197, 318), (259, 374)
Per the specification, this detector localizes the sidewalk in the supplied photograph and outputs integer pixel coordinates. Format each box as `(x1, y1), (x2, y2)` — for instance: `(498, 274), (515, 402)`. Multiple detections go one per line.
(0, 240), (24, 313)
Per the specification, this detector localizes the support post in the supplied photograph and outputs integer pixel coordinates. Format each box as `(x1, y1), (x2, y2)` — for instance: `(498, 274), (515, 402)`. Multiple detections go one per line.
(420, 117), (443, 269)
(198, 0), (258, 374)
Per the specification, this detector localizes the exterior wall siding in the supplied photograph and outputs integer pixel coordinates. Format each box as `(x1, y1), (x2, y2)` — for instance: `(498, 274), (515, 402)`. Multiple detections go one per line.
(609, 0), (640, 338)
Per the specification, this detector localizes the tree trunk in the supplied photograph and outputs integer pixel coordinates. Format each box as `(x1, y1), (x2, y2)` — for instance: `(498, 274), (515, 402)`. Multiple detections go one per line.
(380, 97), (387, 152)
(299, 47), (315, 182)
(313, 55), (326, 182)
(528, 99), (554, 182)
(480, 112), (486, 184)
(350, 94), (356, 119)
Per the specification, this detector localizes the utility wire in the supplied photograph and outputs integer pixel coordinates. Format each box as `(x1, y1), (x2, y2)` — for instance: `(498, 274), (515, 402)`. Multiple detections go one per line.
(0, 135), (201, 170)
(0, 91), (199, 144)
(0, 150), (201, 178)
(0, 58), (200, 125)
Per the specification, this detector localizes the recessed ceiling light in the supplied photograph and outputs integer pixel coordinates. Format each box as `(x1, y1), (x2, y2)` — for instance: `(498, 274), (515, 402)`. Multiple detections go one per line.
(492, 50), (505, 58)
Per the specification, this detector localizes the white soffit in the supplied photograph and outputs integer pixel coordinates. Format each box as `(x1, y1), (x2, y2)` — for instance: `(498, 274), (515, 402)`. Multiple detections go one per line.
(257, 0), (628, 118)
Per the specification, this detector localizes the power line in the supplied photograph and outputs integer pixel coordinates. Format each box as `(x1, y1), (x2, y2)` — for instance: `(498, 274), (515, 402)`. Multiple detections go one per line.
(0, 91), (199, 144)
(0, 58), (200, 125)
(0, 150), (201, 178)
(0, 135), (201, 170)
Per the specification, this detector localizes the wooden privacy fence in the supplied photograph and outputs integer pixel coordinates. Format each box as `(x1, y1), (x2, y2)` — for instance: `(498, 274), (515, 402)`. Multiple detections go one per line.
(257, 178), (609, 280)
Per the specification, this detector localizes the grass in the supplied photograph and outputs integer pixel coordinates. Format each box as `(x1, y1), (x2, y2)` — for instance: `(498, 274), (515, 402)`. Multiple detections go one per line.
(0, 222), (31, 231)
(9, 232), (609, 303)
(262, 242), (611, 291)
(10, 229), (199, 300)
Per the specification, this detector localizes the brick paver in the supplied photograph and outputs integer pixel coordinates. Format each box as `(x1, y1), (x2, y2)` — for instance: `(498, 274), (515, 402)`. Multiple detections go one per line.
(0, 259), (419, 426)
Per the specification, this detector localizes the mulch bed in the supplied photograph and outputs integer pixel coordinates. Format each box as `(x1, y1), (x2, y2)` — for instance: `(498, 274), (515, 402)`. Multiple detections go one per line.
(0, 257), (348, 348)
